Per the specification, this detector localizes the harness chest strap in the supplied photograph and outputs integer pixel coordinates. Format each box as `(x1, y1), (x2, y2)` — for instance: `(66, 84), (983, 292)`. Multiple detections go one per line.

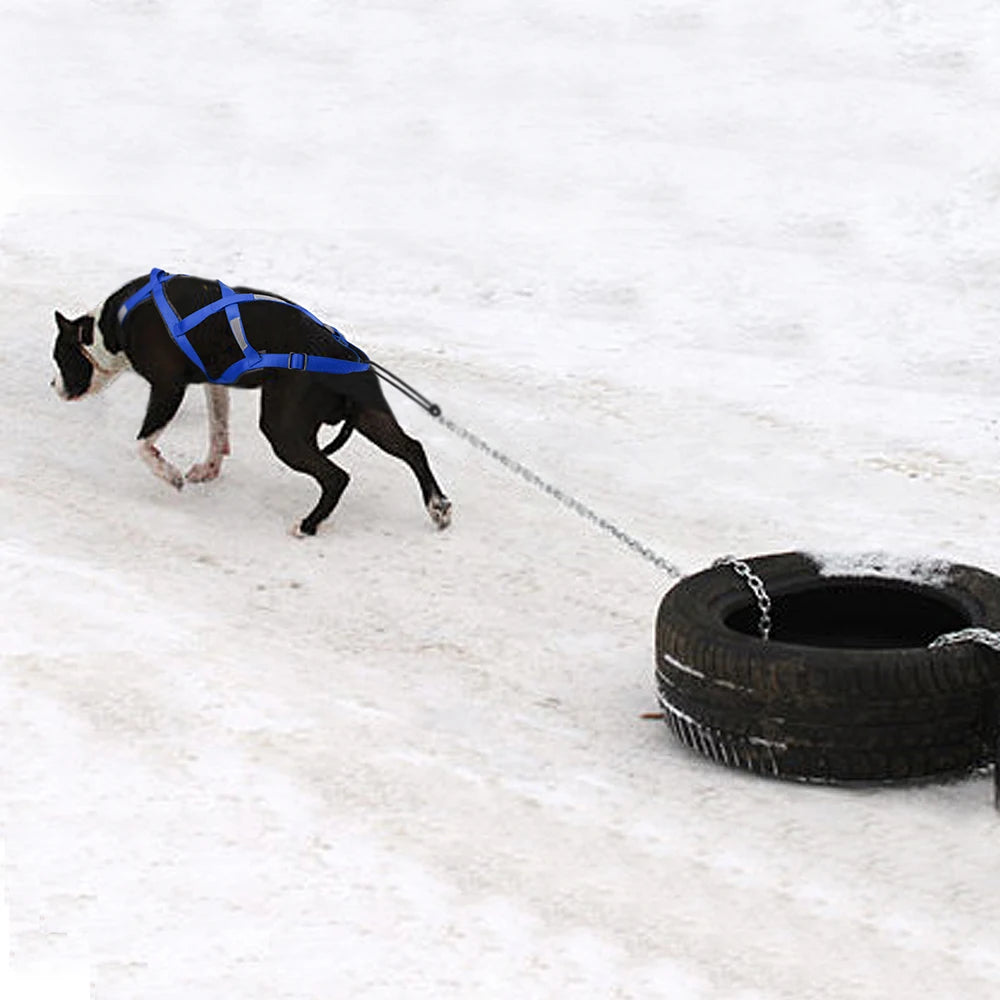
(116, 268), (370, 384)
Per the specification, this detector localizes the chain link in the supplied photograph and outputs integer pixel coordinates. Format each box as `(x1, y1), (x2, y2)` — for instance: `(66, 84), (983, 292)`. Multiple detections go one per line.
(928, 627), (1000, 653)
(714, 556), (772, 641)
(436, 414), (683, 578)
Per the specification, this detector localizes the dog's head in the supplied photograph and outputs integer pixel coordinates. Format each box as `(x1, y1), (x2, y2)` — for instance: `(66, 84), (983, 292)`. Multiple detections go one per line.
(51, 308), (128, 399)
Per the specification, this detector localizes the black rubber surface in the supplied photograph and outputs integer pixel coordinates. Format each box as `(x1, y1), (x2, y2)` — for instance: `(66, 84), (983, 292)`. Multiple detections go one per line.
(655, 552), (1000, 783)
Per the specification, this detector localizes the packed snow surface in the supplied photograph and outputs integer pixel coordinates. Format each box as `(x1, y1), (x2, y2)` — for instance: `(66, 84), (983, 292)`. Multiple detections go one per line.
(809, 551), (955, 586)
(3, 1), (1000, 998)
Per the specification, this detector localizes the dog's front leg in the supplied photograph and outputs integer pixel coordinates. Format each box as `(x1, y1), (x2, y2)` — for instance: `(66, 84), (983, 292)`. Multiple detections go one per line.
(186, 384), (231, 483)
(137, 383), (186, 490)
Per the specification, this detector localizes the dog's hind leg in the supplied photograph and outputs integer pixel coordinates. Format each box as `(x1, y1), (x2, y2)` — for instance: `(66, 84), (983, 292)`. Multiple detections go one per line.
(137, 382), (187, 490)
(354, 408), (452, 529)
(187, 384), (231, 483)
(259, 390), (350, 536)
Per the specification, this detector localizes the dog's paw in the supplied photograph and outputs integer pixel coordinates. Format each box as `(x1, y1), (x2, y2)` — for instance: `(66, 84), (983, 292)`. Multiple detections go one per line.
(139, 440), (185, 491)
(428, 496), (452, 530)
(288, 520), (316, 539)
(154, 462), (184, 491)
(186, 459), (222, 483)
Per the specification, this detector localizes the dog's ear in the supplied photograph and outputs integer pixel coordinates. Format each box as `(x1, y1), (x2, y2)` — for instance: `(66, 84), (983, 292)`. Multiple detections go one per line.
(55, 311), (95, 346)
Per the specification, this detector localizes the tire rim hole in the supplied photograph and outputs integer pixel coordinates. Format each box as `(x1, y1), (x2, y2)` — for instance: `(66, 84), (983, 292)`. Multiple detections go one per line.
(724, 581), (972, 649)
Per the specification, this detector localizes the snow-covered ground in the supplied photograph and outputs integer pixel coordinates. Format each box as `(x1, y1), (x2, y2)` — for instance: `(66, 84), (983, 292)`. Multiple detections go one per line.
(3, 1), (1000, 997)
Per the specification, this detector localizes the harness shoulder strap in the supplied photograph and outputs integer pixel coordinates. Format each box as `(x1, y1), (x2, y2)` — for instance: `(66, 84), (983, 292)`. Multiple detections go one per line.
(117, 268), (171, 325)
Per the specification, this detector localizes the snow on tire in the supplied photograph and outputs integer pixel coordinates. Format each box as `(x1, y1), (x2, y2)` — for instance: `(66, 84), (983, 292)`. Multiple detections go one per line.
(654, 552), (1000, 783)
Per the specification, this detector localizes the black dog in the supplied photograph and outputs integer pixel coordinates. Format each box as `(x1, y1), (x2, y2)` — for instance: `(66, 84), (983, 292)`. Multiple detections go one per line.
(51, 271), (452, 536)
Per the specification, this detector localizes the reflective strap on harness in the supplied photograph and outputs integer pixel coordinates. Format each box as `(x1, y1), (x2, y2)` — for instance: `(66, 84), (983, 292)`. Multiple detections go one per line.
(214, 352), (368, 384)
(218, 282), (262, 367)
(116, 268), (369, 384)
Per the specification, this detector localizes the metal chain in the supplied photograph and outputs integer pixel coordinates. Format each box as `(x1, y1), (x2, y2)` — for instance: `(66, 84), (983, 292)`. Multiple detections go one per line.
(371, 362), (683, 577)
(929, 627), (1000, 653)
(714, 556), (772, 640)
(436, 414), (683, 578)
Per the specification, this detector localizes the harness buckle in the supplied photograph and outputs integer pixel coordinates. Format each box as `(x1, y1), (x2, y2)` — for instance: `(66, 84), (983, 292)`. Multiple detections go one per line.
(288, 353), (307, 371)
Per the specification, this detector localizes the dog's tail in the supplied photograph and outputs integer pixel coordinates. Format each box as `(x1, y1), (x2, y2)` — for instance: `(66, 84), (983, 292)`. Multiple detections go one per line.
(321, 420), (354, 455)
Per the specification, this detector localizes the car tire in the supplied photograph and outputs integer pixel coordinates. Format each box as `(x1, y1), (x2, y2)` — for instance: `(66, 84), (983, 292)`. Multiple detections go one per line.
(654, 552), (1000, 783)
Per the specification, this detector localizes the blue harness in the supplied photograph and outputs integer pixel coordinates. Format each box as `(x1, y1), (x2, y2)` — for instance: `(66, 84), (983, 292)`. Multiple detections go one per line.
(116, 268), (370, 384)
